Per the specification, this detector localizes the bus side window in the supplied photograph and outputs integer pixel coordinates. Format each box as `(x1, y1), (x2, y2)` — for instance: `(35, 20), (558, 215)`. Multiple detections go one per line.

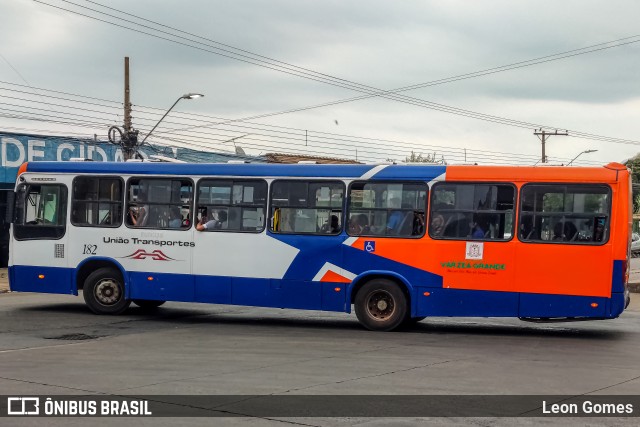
(127, 178), (193, 230)
(519, 184), (610, 245)
(270, 181), (344, 235)
(430, 183), (515, 241)
(197, 179), (267, 233)
(71, 176), (123, 227)
(347, 182), (427, 238)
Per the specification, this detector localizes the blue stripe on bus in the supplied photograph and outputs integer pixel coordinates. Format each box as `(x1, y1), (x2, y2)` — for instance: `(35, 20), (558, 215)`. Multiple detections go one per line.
(24, 162), (448, 180)
(130, 272), (345, 311)
(416, 287), (520, 317)
(9, 265), (73, 295)
(369, 165), (446, 180)
(122, 270), (635, 319)
(9, 264), (623, 319)
(518, 292), (609, 318)
(24, 162), (376, 178)
(611, 260), (625, 293)
(609, 292), (627, 318)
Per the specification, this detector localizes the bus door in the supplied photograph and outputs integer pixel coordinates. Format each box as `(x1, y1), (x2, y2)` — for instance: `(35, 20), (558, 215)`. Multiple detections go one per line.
(10, 179), (71, 294)
(515, 184), (612, 317)
(424, 182), (519, 316)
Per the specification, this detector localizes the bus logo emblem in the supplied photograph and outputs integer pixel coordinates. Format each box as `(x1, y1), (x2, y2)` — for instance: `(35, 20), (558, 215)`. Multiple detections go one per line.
(364, 241), (375, 253)
(122, 249), (176, 261)
(465, 242), (483, 260)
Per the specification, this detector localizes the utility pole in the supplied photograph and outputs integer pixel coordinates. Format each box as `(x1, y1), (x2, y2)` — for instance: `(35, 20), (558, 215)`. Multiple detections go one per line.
(109, 57), (139, 160)
(534, 129), (568, 163)
(124, 57), (132, 136)
(121, 57), (139, 160)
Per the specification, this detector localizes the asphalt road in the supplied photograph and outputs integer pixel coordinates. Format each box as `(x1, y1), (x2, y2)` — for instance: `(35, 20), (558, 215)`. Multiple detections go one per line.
(0, 291), (639, 426)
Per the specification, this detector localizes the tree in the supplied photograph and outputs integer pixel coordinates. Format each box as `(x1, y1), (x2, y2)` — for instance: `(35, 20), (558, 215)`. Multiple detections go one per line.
(624, 156), (640, 213)
(387, 151), (446, 164)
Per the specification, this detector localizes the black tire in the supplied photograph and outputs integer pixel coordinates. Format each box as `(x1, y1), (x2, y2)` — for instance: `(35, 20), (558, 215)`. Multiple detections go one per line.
(354, 279), (408, 331)
(404, 316), (427, 326)
(132, 299), (166, 309)
(83, 267), (131, 315)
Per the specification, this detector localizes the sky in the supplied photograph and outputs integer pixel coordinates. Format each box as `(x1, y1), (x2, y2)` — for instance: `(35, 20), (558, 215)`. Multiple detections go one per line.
(0, 0), (639, 165)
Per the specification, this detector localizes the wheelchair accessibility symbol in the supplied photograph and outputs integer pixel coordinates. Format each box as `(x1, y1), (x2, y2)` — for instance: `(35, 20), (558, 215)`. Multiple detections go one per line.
(364, 241), (375, 253)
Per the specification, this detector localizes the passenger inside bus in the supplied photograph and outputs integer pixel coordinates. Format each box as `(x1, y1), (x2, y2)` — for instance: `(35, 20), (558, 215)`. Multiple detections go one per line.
(128, 206), (148, 227)
(168, 206), (182, 228)
(348, 213), (370, 235)
(128, 190), (149, 227)
(320, 215), (340, 233)
(386, 198), (404, 233)
(593, 218), (605, 242)
(520, 214), (535, 239)
(412, 211), (425, 235)
(564, 221), (578, 242)
(553, 222), (565, 241)
(196, 210), (228, 231)
(429, 213), (445, 237)
(470, 214), (488, 239)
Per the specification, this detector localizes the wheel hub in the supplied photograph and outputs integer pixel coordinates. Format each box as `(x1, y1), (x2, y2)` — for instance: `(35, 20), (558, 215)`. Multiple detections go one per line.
(366, 290), (395, 320)
(95, 279), (121, 305)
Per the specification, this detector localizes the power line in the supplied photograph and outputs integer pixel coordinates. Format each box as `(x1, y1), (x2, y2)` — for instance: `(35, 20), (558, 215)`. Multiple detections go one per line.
(78, 0), (640, 101)
(0, 82), (545, 159)
(0, 83), (614, 165)
(0, 99), (547, 164)
(34, 0), (640, 146)
(0, 80), (122, 106)
(0, 73), (621, 165)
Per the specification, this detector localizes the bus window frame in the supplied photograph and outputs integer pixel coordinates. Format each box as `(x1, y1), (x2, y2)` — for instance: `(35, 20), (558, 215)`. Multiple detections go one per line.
(517, 182), (612, 246)
(196, 178), (268, 234)
(428, 181), (517, 242)
(13, 182), (69, 241)
(346, 180), (428, 239)
(70, 175), (125, 229)
(269, 179), (346, 236)
(125, 176), (194, 231)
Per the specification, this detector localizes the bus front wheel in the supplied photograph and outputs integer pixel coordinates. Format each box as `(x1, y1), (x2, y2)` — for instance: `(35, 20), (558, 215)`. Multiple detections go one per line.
(83, 267), (131, 315)
(354, 279), (408, 331)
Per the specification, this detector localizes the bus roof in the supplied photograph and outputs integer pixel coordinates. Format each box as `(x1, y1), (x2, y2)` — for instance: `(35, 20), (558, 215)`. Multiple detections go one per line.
(447, 163), (626, 183)
(20, 161), (625, 183)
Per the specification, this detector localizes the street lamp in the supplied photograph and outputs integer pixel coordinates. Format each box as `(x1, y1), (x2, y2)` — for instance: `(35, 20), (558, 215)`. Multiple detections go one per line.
(567, 149), (598, 166)
(139, 93), (204, 146)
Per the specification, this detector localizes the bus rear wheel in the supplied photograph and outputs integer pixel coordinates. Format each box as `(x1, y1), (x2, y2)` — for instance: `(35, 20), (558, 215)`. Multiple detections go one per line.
(355, 279), (408, 331)
(83, 267), (130, 315)
(132, 299), (166, 309)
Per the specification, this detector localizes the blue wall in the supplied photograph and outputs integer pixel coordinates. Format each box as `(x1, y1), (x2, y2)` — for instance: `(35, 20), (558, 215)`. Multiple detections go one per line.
(0, 132), (264, 188)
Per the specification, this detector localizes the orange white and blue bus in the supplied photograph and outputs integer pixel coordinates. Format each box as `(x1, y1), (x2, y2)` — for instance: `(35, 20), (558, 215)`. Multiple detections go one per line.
(7, 161), (631, 331)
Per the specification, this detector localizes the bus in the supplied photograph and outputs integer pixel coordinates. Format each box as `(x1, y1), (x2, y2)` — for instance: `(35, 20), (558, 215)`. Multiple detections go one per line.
(7, 161), (632, 331)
